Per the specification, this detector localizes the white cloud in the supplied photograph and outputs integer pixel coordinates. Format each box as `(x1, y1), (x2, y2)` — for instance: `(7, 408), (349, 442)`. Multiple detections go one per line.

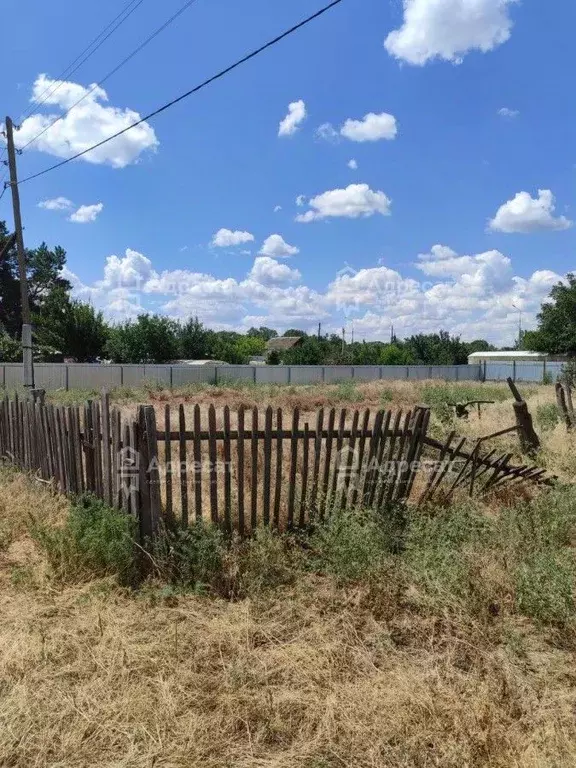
(273, 205), (282, 213)
(65, 241), (568, 344)
(384, 0), (518, 65)
(498, 107), (519, 119)
(259, 234), (300, 258)
(348, 159), (358, 170)
(103, 248), (155, 289)
(295, 195), (306, 207)
(278, 100), (306, 137)
(248, 256), (301, 285)
(211, 228), (255, 247)
(315, 123), (339, 142)
(13, 74), (158, 167)
(69, 202), (103, 223)
(489, 189), (573, 233)
(38, 196), (73, 211)
(340, 112), (398, 142)
(296, 183), (392, 222)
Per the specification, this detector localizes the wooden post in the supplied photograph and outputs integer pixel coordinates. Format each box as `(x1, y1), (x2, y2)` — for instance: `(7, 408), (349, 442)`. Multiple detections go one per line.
(137, 405), (161, 542)
(556, 382), (572, 431)
(507, 378), (540, 455)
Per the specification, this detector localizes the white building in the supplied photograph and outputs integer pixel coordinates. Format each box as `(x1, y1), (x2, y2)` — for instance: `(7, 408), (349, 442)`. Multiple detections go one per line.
(468, 350), (548, 365)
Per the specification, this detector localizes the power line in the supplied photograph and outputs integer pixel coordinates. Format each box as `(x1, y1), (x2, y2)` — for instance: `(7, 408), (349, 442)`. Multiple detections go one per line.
(20, 0), (200, 153)
(18, 0), (146, 123)
(18, 0), (345, 186)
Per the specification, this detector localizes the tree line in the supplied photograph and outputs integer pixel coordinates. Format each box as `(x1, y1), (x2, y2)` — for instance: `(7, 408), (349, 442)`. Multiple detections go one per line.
(2, 220), (575, 364)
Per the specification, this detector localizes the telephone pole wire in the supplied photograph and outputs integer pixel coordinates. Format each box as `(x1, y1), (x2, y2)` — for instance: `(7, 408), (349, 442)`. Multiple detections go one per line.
(5, 117), (34, 388)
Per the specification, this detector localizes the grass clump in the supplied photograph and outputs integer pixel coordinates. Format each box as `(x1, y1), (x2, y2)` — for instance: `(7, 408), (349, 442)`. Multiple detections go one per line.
(309, 507), (404, 582)
(151, 522), (225, 592)
(536, 402), (559, 430)
(30, 494), (137, 583)
(334, 379), (364, 402)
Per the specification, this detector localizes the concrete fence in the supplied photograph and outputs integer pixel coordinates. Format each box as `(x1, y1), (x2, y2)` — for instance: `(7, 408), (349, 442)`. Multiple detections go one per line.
(0, 363), (480, 390)
(0, 361), (564, 391)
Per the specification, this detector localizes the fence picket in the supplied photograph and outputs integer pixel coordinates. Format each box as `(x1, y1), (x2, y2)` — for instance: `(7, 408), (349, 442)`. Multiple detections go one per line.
(309, 408), (324, 515)
(84, 403), (95, 493)
(237, 406), (245, 535)
(164, 405), (173, 522)
(193, 405), (202, 523)
(341, 409), (359, 510)
(263, 406), (272, 527)
(223, 405), (232, 533)
(330, 409), (347, 510)
(299, 422), (310, 528)
(65, 407), (78, 494)
(273, 407), (283, 529)
(208, 405), (218, 524)
(111, 408), (120, 506)
(74, 406), (85, 495)
(92, 401), (103, 498)
(351, 409), (370, 509)
(383, 409), (412, 507)
(101, 391), (112, 505)
(179, 404), (188, 526)
(321, 408), (336, 517)
(251, 407), (258, 529)
(287, 408), (300, 529)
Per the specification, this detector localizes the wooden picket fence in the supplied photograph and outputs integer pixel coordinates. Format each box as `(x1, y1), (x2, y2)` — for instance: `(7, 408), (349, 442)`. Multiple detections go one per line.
(0, 392), (554, 540)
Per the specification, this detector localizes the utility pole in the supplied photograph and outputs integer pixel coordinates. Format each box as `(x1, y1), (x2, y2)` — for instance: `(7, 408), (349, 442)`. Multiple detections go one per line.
(351, 321), (354, 345)
(4, 116), (34, 389)
(317, 322), (321, 340)
(341, 327), (346, 355)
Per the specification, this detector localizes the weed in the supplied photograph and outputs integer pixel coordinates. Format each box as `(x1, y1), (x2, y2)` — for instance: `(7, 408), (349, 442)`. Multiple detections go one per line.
(151, 522), (224, 590)
(10, 565), (36, 590)
(380, 387), (394, 405)
(335, 380), (364, 403)
(515, 551), (576, 626)
(231, 527), (304, 596)
(537, 402), (559, 430)
(30, 494), (137, 583)
(309, 507), (403, 582)
(0, 520), (13, 551)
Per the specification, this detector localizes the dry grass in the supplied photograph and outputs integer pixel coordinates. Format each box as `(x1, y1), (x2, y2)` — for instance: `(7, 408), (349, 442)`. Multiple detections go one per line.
(2, 471), (576, 766)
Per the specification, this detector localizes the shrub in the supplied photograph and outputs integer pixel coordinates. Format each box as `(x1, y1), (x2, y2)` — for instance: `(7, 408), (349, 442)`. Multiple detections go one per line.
(231, 527), (303, 596)
(536, 402), (559, 431)
(152, 522), (225, 591)
(30, 494), (137, 582)
(309, 507), (404, 582)
(515, 551), (576, 626)
(335, 380), (363, 403)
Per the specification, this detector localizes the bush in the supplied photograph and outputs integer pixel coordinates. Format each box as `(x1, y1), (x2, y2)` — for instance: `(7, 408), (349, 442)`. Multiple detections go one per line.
(536, 402), (559, 430)
(309, 507), (404, 582)
(152, 522), (225, 591)
(515, 551), (576, 626)
(335, 380), (363, 403)
(30, 494), (137, 582)
(231, 527), (303, 596)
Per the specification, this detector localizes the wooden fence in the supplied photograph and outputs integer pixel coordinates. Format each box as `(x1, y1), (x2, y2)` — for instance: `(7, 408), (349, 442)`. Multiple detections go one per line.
(0, 392), (553, 540)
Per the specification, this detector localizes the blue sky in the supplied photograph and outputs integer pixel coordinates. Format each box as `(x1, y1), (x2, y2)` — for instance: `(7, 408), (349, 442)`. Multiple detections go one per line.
(1, 0), (575, 345)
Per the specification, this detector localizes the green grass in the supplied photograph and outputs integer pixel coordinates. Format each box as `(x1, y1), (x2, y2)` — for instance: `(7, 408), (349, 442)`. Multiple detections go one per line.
(30, 494), (137, 583)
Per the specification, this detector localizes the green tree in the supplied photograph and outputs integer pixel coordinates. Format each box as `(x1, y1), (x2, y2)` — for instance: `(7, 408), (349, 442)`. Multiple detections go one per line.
(178, 316), (211, 359)
(380, 343), (413, 365)
(524, 274), (576, 355)
(35, 289), (109, 362)
(0, 221), (70, 337)
(106, 315), (180, 363)
(247, 326), (278, 341)
(283, 329), (307, 338)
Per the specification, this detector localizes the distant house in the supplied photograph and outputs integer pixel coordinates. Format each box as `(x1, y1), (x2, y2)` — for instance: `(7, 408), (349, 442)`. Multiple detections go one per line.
(468, 351), (548, 365)
(266, 336), (304, 355)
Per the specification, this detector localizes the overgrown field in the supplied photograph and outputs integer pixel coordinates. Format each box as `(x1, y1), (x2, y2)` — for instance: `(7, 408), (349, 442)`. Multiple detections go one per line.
(2, 464), (576, 766)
